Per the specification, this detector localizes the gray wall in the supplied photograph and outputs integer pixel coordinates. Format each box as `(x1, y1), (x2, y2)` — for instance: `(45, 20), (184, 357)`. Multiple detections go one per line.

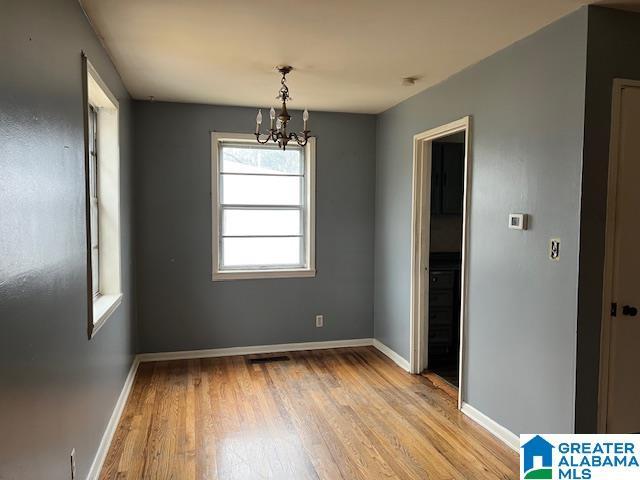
(575, 6), (640, 433)
(374, 9), (588, 434)
(134, 102), (375, 353)
(0, 1), (136, 478)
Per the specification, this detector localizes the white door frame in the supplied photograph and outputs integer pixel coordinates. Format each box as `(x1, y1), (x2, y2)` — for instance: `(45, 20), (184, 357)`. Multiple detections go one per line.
(597, 78), (640, 433)
(409, 116), (472, 409)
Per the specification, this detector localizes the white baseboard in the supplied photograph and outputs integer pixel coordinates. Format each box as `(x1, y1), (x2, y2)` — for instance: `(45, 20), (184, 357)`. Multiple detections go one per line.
(86, 356), (140, 480)
(137, 338), (374, 362)
(372, 339), (410, 372)
(461, 402), (519, 452)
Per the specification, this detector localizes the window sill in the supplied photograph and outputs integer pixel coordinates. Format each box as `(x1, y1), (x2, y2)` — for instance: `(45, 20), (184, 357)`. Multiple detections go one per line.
(212, 268), (316, 281)
(91, 293), (122, 338)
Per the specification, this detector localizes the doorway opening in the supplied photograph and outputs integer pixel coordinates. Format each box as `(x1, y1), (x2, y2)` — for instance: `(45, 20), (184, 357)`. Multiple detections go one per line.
(598, 79), (640, 433)
(427, 132), (465, 388)
(410, 117), (471, 408)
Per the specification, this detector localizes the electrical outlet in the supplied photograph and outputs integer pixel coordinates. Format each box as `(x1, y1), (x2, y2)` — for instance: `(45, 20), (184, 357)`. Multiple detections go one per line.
(70, 448), (76, 480)
(315, 315), (324, 328)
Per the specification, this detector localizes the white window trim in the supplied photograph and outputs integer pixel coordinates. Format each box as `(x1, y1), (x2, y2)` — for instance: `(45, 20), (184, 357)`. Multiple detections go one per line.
(93, 293), (123, 335)
(84, 55), (122, 337)
(210, 132), (316, 281)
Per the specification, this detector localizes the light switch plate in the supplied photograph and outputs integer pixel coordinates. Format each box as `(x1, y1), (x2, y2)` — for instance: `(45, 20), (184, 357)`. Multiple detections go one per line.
(508, 213), (528, 230)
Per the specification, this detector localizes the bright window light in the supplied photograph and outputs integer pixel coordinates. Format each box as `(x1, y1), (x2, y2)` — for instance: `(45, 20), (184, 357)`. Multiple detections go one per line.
(211, 134), (316, 280)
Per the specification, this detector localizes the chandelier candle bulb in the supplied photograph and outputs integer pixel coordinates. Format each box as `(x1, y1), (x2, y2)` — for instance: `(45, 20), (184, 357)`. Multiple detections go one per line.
(303, 108), (309, 131)
(255, 109), (262, 134)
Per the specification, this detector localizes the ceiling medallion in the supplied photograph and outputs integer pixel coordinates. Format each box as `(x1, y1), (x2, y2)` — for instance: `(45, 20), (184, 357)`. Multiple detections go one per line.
(254, 66), (310, 150)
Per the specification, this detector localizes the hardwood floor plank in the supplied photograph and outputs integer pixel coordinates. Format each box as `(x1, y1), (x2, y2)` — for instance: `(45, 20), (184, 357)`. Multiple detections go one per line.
(100, 347), (518, 480)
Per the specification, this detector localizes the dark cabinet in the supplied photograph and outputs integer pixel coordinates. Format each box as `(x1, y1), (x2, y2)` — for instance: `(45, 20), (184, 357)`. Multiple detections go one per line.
(431, 142), (464, 216)
(427, 254), (461, 364)
(428, 270), (457, 355)
(430, 152), (443, 214)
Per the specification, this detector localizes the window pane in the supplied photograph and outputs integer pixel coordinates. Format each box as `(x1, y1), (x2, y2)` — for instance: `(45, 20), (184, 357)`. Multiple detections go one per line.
(223, 209), (301, 236)
(222, 237), (302, 268)
(91, 247), (100, 296)
(90, 199), (99, 248)
(221, 145), (302, 175)
(221, 174), (302, 206)
(89, 160), (97, 196)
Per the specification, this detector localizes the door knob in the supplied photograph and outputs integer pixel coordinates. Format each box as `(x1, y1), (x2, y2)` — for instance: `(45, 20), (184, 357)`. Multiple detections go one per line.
(622, 305), (638, 317)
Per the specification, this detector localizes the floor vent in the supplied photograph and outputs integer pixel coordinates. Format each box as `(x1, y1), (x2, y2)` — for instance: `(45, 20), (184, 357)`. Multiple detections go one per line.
(249, 355), (291, 364)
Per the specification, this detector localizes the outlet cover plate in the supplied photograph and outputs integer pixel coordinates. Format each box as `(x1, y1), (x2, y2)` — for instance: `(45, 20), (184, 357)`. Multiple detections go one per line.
(549, 238), (560, 261)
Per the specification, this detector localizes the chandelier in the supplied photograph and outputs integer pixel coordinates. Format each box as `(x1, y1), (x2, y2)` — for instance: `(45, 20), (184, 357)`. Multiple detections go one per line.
(254, 66), (310, 150)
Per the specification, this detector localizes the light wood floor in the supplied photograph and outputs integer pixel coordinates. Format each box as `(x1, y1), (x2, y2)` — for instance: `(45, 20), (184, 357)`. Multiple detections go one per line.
(100, 347), (518, 479)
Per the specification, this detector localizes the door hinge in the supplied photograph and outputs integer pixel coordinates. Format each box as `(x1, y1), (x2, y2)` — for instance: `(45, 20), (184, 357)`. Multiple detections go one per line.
(611, 302), (617, 317)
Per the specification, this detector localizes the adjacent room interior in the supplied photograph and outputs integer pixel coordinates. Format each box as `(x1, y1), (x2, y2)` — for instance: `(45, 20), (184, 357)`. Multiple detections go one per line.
(427, 131), (466, 388)
(3, 1), (640, 479)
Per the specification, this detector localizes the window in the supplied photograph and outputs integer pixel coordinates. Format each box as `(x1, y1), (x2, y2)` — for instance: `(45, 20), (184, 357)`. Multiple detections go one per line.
(211, 133), (316, 280)
(88, 105), (100, 298)
(83, 55), (122, 337)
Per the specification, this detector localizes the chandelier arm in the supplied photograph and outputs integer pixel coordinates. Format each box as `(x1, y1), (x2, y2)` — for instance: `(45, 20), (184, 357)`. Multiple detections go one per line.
(255, 131), (275, 144)
(288, 131), (309, 147)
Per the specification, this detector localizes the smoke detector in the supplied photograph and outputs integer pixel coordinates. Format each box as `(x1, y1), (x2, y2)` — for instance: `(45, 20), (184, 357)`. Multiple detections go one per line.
(402, 76), (420, 86)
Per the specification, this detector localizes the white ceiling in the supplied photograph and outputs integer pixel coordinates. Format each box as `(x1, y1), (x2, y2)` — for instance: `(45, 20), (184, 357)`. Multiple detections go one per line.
(81, 0), (618, 114)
